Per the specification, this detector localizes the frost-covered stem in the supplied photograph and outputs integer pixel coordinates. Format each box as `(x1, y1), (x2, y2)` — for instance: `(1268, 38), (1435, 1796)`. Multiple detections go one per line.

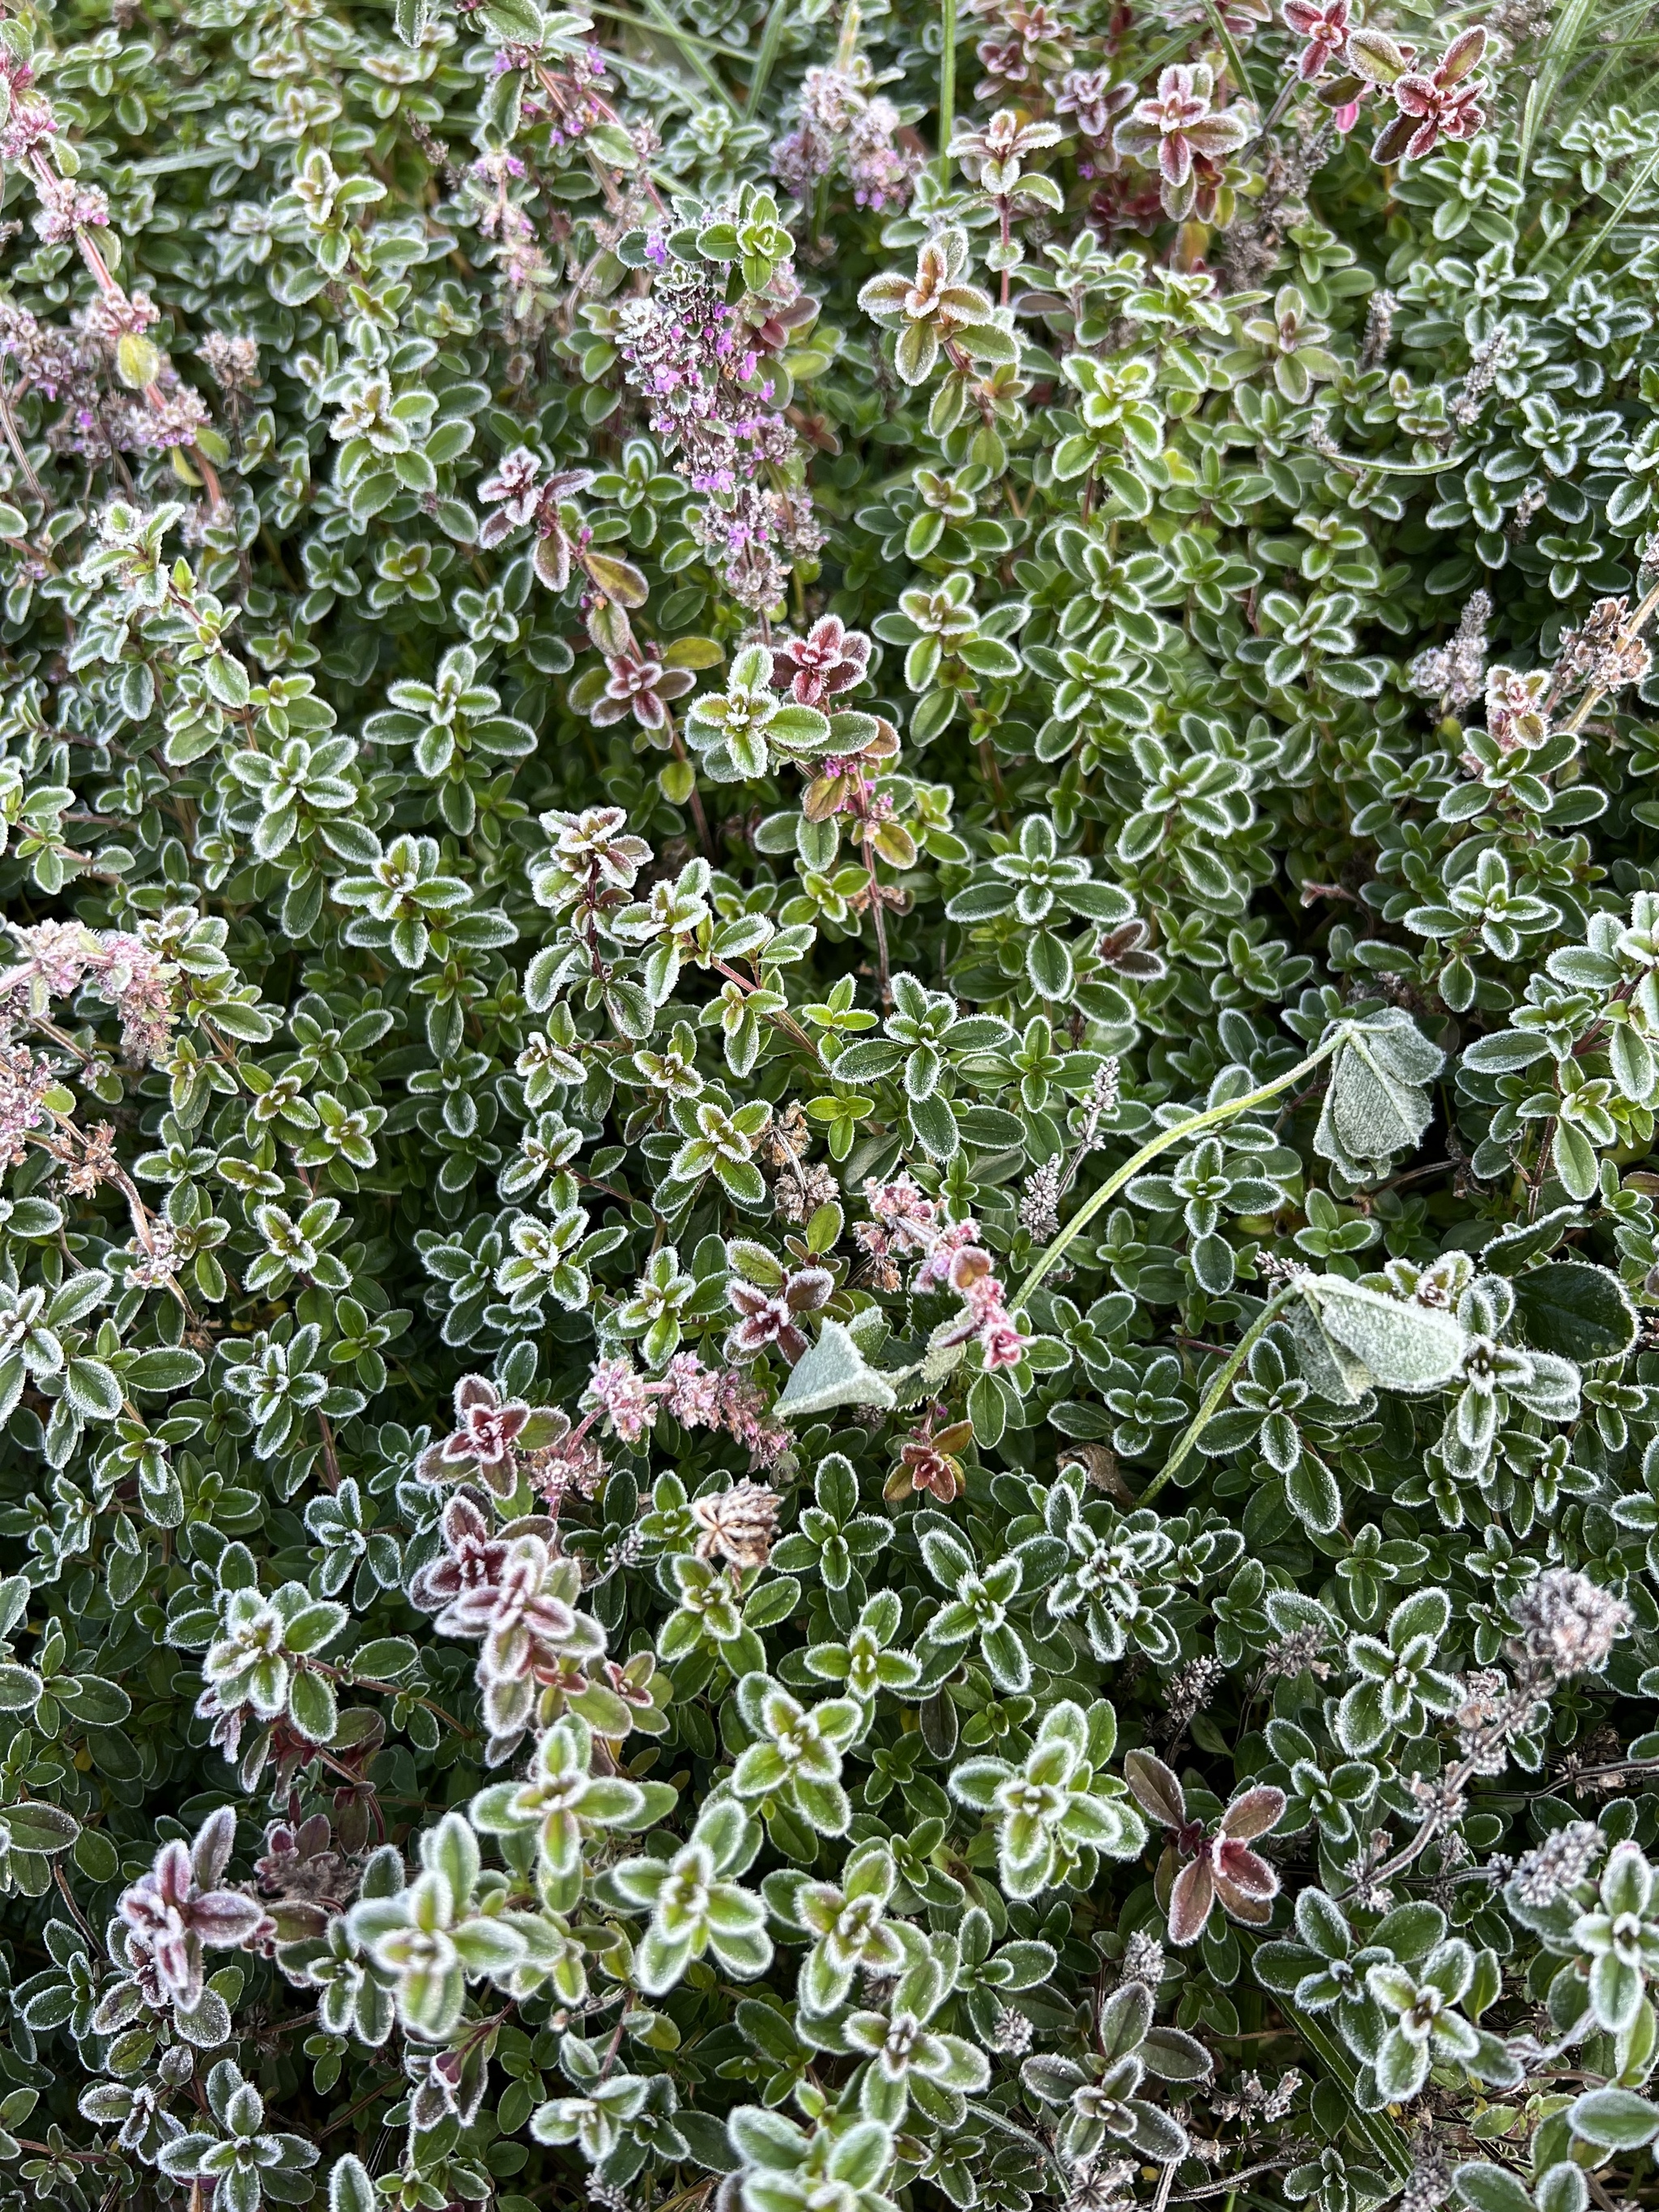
(1176, 2156), (1303, 2203)
(1141, 1280), (1299, 1507)
(28, 154), (226, 512)
(1012, 1033), (1340, 1315)
(26, 1079), (199, 1324)
(1340, 1754), (1482, 1899)
(868, 867), (892, 1009)
(664, 717), (713, 859)
(1559, 575), (1659, 736)
(1262, 74), (1301, 135)
(0, 377), (45, 501)
(710, 961), (824, 1062)
(962, 2102), (1071, 2194)
(315, 1408), (341, 1494)
(582, 83), (668, 215)
(938, 0), (957, 172)
(857, 819), (892, 1008)
(53, 1857), (100, 1948)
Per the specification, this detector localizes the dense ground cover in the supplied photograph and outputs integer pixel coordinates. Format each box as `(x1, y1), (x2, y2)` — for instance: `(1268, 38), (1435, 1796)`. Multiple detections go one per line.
(4, 0), (1659, 2209)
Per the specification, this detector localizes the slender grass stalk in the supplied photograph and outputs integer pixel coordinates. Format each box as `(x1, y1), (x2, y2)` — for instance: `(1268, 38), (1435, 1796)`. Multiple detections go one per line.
(1286, 2009), (1414, 2183)
(938, 0), (957, 172)
(1138, 1281), (1299, 1508)
(744, 0), (792, 117)
(1011, 1032), (1341, 1315)
(1559, 143), (1659, 281)
(1201, 0), (1256, 107)
(586, 2), (754, 61)
(1518, 0), (1598, 179)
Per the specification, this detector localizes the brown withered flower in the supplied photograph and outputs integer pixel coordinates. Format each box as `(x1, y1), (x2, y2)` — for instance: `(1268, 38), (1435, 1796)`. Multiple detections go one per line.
(690, 1477), (781, 1571)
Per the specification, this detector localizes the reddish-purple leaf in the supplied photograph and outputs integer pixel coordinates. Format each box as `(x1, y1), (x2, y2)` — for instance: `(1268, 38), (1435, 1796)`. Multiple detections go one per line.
(1124, 1749), (1186, 1828)
(190, 1805), (237, 1891)
(1219, 1784), (1286, 1843)
(1439, 25), (1486, 80)
(1166, 1854), (1215, 1946)
(190, 1890), (266, 1947)
(1213, 1843), (1279, 1924)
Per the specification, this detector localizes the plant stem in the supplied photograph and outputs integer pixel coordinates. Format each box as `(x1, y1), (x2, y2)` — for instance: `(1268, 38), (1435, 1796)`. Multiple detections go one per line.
(938, 0), (957, 169)
(1139, 1280), (1299, 1508)
(1011, 1033), (1340, 1316)
(0, 378), (45, 501)
(1560, 575), (1659, 737)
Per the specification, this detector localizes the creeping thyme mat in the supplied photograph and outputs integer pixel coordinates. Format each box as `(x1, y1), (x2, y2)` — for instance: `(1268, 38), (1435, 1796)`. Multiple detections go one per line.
(9, 1), (1659, 2210)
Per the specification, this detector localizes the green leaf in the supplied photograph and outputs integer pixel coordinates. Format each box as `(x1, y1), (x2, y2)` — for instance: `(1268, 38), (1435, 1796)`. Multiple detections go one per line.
(57, 1675), (132, 1726)
(480, 0), (545, 40)
(1315, 1011), (1443, 1171)
(1512, 1262), (1636, 1362)
(288, 1668), (340, 1745)
(64, 1358), (123, 1421)
(2, 1801), (79, 1853)
(330, 2156), (378, 2212)
(1482, 1204), (1579, 1276)
(73, 1826), (120, 1883)
(1568, 2088), (1659, 2149)
(124, 1348), (207, 1393)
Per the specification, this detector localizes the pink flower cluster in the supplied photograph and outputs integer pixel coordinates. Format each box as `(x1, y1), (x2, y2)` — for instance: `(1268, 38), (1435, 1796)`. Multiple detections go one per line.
(859, 1177), (1030, 1370)
(30, 169), (109, 247)
(0, 1044), (53, 1169)
(1, 920), (177, 1064)
(0, 292), (207, 463)
(0, 54), (57, 164)
(611, 260), (821, 614)
(585, 1349), (793, 1466)
(771, 66), (919, 214)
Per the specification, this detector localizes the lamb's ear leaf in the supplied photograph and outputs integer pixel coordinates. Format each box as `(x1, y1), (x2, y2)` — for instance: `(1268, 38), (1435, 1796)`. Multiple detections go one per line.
(1298, 1276), (1466, 1395)
(1316, 1011), (1442, 1170)
(1288, 1289), (1375, 1404)
(776, 1321), (897, 1417)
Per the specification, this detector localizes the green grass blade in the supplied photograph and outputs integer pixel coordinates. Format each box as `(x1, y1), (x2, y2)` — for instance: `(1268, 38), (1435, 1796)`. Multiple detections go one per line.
(744, 0), (793, 116)
(1518, 0), (1599, 179)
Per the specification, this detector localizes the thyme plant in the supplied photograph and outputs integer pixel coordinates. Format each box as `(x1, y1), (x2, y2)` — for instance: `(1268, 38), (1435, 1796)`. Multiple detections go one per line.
(3, 0), (1659, 2209)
